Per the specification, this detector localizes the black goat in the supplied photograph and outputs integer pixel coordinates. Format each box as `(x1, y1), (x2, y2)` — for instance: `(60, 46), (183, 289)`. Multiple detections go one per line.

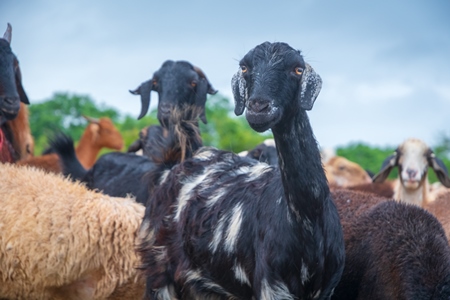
(243, 138), (278, 166)
(130, 60), (217, 125)
(0, 23), (31, 163)
(138, 42), (345, 299)
(332, 189), (450, 299)
(53, 106), (203, 205)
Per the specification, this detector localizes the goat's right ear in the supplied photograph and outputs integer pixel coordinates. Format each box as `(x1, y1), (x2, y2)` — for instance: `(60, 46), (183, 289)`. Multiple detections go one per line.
(372, 151), (398, 183)
(15, 63), (30, 105)
(129, 79), (154, 120)
(428, 152), (450, 188)
(3, 23), (11, 44)
(231, 69), (247, 116)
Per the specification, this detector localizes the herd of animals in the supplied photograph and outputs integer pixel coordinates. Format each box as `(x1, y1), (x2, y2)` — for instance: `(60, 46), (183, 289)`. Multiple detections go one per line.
(1, 22), (450, 300)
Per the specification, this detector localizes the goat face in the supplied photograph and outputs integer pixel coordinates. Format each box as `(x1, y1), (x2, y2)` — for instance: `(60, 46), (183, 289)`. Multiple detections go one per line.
(130, 60), (217, 126)
(0, 24), (29, 125)
(232, 42), (321, 132)
(373, 138), (450, 190)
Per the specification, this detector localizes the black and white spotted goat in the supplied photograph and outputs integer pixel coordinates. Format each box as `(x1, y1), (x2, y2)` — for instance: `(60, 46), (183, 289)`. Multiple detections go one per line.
(138, 42), (345, 299)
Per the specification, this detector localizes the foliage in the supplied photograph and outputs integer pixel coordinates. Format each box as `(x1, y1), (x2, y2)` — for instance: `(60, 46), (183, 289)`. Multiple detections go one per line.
(27, 92), (450, 185)
(200, 95), (272, 153)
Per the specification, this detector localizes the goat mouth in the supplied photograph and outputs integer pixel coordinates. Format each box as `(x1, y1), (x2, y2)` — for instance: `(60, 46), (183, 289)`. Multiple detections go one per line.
(245, 108), (281, 132)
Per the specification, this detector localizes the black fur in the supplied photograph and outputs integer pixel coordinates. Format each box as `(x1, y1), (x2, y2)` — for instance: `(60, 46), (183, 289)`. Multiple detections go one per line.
(139, 42), (345, 299)
(0, 24), (29, 125)
(129, 60), (217, 124)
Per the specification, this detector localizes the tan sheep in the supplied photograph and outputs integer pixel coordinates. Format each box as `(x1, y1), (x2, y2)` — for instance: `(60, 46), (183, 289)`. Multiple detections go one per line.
(0, 163), (145, 299)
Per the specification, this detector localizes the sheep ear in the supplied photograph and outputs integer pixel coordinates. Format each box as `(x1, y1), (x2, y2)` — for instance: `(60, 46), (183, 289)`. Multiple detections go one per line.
(194, 78), (209, 124)
(298, 63), (322, 111)
(428, 152), (450, 188)
(232, 69), (246, 116)
(3, 23), (11, 44)
(372, 151), (398, 183)
(129, 79), (154, 120)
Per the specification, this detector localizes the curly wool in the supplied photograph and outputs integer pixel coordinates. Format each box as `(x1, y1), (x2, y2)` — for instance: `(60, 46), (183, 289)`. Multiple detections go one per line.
(0, 163), (145, 299)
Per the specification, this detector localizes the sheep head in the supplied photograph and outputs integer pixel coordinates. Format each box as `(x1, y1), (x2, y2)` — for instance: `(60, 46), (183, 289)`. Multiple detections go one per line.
(373, 138), (450, 190)
(0, 23), (29, 125)
(130, 60), (217, 126)
(231, 42), (321, 132)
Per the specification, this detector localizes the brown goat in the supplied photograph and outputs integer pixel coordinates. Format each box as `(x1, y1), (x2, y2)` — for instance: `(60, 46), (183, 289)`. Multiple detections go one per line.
(324, 156), (372, 188)
(17, 116), (123, 173)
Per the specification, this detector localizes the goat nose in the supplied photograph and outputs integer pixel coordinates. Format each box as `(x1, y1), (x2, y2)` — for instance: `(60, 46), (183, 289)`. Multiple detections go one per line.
(406, 168), (417, 179)
(248, 99), (270, 113)
(2, 96), (19, 106)
(160, 104), (171, 114)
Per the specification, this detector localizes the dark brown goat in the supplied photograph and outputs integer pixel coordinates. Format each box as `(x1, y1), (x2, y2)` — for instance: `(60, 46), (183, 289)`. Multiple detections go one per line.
(0, 23), (32, 163)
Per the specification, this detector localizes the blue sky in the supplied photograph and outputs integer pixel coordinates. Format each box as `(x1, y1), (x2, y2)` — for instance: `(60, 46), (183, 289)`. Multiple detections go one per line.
(2, 0), (450, 150)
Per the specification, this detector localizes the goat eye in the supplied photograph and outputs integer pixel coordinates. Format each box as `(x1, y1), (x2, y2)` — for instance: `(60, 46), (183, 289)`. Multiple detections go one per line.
(191, 81), (197, 87)
(241, 65), (248, 73)
(152, 80), (157, 86)
(294, 67), (303, 75)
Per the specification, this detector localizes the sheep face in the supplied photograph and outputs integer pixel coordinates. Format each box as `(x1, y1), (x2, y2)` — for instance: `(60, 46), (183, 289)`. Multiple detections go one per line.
(232, 42), (321, 132)
(130, 60), (217, 126)
(373, 138), (450, 190)
(0, 24), (29, 125)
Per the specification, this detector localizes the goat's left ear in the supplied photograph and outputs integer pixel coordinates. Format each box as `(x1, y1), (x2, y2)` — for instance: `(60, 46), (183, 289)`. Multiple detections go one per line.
(232, 69), (247, 116)
(15, 63), (29, 105)
(297, 63), (322, 111)
(193, 66), (217, 95)
(428, 152), (450, 188)
(372, 150), (399, 183)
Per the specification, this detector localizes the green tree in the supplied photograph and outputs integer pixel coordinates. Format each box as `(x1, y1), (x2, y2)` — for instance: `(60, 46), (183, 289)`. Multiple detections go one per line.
(29, 92), (120, 153)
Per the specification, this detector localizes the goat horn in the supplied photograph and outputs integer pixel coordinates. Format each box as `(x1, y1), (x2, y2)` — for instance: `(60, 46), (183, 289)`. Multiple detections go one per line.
(3, 23), (12, 44)
(82, 115), (100, 124)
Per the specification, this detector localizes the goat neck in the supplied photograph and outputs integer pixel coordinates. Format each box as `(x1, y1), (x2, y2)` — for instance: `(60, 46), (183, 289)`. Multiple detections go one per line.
(75, 124), (102, 169)
(273, 110), (329, 216)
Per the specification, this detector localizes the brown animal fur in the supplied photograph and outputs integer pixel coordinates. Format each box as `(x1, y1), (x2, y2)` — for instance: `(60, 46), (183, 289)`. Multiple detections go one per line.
(325, 156), (372, 188)
(17, 117), (123, 173)
(425, 191), (450, 241)
(0, 102), (34, 162)
(0, 163), (145, 299)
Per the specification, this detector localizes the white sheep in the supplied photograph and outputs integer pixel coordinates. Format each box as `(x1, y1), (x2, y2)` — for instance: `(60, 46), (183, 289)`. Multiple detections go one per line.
(0, 163), (145, 299)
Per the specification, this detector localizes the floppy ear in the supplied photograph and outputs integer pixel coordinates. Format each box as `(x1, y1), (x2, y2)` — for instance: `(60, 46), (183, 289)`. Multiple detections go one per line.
(372, 151), (399, 183)
(194, 78), (209, 124)
(15, 63), (29, 105)
(297, 63), (322, 111)
(129, 79), (154, 120)
(193, 66), (217, 95)
(428, 152), (450, 188)
(3, 23), (11, 44)
(231, 69), (247, 116)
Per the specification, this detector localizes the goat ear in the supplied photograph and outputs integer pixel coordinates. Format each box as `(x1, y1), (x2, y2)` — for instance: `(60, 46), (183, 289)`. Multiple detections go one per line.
(15, 64), (29, 105)
(3, 23), (11, 44)
(195, 78), (209, 124)
(193, 66), (217, 95)
(129, 79), (154, 120)
(297, 63), (322, 111)
(127, 139), (142, 153)
(82, 115), (100, 124)
(428, 152), (450, 188)
(232, 69), (247, 116)
(89, 123), (100, 142)
(372, 151), (398, 183)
